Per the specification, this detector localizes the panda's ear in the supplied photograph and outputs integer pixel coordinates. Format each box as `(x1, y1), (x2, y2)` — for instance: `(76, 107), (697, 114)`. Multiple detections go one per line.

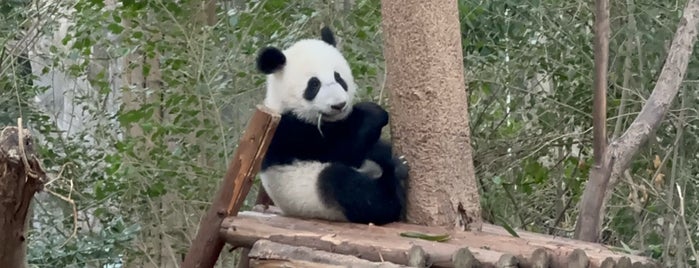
(256, 47), (286, 74)
(320, 26), (336, 47)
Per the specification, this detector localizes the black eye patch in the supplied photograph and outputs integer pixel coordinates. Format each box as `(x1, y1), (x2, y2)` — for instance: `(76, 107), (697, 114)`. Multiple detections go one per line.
(303, 77), (321, 100)
(334, 72), (348, 91)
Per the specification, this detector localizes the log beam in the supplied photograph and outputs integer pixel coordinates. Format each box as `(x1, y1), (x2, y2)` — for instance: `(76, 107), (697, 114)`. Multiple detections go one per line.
(248, 240), (408, 268)
(220, 210), (658, 268)
(182, 106), (280, 268)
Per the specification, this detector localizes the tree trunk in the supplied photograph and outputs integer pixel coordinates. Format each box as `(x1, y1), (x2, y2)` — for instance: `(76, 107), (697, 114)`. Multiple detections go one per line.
(0, 125), (46, 268)
(574, 0), (611, 242)
(380, 0), (482, 230)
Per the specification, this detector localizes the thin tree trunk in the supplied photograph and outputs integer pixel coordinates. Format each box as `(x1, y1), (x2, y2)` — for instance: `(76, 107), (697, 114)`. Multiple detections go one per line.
(574, 0), (611, 242)
(575, 0), (699, 242)
(0, 125), (46, 268)
(380, 0), (482, 231)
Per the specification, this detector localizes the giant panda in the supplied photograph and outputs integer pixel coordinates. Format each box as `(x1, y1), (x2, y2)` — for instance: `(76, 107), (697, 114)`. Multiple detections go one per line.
(255, 27), (408, 225)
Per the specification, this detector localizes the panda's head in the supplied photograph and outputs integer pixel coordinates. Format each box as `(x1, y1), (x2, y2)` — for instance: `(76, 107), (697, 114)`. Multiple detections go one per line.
(256, 27), (357, 124)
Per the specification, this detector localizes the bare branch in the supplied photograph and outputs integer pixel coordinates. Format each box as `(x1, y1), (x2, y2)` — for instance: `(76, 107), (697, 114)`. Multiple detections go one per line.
(608, 0), (699, 182)
(576, 0), (699, 242)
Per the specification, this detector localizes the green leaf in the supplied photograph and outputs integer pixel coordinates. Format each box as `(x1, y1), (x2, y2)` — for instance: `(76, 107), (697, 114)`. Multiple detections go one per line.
(399, 231), (451, 242)
(107, 23), (124, 34)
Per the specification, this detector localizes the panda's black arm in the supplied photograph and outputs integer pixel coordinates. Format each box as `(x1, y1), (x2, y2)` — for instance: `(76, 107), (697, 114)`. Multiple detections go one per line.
(322, 101), (389, 165)
(263, 104), (389, 168)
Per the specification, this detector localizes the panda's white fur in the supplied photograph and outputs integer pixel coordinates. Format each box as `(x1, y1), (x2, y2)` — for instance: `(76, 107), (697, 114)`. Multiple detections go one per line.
(260, 161), (347, 221)
(255, 27), (407, 225)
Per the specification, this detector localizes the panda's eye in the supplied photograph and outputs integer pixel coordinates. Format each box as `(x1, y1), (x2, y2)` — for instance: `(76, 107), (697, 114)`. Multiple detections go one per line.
(334, 72), (348, 91)
(303, 77), (321, 101)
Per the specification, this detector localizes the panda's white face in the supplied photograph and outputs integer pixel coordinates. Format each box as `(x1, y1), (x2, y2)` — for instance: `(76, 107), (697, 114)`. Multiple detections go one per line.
(256, 31), (357, 124)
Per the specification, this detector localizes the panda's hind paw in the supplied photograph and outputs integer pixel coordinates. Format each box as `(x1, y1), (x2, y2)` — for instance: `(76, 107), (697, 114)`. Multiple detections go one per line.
(394, 155), (410, 181)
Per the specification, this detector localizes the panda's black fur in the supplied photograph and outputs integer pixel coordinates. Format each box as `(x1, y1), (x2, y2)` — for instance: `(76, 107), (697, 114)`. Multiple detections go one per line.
(256, 27), (408, 225)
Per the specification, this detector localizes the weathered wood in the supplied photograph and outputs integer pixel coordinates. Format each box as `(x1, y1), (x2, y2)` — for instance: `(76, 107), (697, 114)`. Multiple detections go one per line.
(237, 186), (278, 268)
(568, 249), (589, 268)
(616, 257), (631, 268)
(221, 212), (505, 266)
(452, 247), (478, 268)
(529, 248), (551, 268)
(0, 125), (46, 268)
(408, 245), (427, 267)
(220, 211), (657, 268)
(248, 239), (407, 268)
(496, 254), (518, 268)
(250, 259), (344, 268)
(182, 106), (280, 268)
(600, 257), (615, 268)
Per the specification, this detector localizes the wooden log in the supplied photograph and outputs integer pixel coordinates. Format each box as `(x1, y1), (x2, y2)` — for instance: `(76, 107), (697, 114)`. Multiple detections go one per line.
(408, 245), (428, 267)
(452, 247), (479, 268)
(247, 205), (653, 267)
(220, 212), (506, 266)
(389, 222), (652, 267)
(567, 249), (589, 268)
(220, 211), (657, 268)
(248, 239), (408, 268)
(600, 257), (615, 268)
(529, 248), (551, 268)
(496, 254), (519, 268)
(237, 183), (279, 268)
(182, 106), (280, 268)
(616, 257), (631, 268)
(0, 125), (46, 268)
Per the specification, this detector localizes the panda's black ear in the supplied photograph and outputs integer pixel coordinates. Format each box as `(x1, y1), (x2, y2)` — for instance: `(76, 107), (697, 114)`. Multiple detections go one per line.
(256, 47), (286, 74)
(320, 26), (336, 47)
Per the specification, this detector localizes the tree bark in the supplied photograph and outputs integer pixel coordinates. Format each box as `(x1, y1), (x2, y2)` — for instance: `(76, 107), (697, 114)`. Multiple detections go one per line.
(574, 0), (611, 242)
(576, 0), (699, 242)
(380, 0), (482, 231)
(0, 125), (46, 268)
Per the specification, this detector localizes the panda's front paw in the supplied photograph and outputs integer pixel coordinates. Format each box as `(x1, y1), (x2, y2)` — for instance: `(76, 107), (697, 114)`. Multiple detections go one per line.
(354, 102), (389, 127)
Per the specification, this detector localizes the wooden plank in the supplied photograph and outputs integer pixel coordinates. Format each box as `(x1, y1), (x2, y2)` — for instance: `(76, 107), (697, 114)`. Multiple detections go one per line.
(245, 206), (654, 267)
(181, 106), (280, 268)
(248, 240), (408, 268)
(219, 211), (659, 268)
(237, 185), (276, 268)
(220, 212), (509, 267)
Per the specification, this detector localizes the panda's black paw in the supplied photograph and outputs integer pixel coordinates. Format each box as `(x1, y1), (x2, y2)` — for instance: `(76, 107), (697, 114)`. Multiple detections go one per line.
(353, 101), (389, 127)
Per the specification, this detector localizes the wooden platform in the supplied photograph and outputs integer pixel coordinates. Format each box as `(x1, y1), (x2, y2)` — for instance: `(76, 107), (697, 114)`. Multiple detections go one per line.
(179, 106), (659, 268)
(219, 207), (656, 268)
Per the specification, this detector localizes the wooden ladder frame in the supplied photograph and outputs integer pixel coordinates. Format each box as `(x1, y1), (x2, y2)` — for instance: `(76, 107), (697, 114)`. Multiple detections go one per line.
(181, 105), (280, 268)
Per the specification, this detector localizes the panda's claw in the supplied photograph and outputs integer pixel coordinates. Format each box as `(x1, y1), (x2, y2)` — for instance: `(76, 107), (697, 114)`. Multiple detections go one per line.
(398, 155), (409, 165)
(393, 154), (410, 181)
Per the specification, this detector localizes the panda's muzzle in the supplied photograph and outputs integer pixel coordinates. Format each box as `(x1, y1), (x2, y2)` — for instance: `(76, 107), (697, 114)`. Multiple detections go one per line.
(330, 102), (347, 111)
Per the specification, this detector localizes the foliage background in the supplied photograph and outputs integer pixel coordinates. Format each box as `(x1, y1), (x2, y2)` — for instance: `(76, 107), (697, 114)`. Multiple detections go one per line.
(1, 0), (697, 267)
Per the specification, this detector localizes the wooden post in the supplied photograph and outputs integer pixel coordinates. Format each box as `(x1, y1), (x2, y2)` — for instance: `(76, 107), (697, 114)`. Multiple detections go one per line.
(181, 105), (280, 268)
(236, 189), (275, 268)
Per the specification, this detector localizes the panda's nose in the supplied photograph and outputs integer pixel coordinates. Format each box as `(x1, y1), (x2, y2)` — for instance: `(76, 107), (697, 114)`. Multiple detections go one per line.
(331, 102), (347, 111)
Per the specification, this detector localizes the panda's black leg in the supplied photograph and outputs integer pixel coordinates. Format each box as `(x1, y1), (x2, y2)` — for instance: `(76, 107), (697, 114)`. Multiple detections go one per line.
(318, 162), (405, 225)
(362, 140), (409, 221)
